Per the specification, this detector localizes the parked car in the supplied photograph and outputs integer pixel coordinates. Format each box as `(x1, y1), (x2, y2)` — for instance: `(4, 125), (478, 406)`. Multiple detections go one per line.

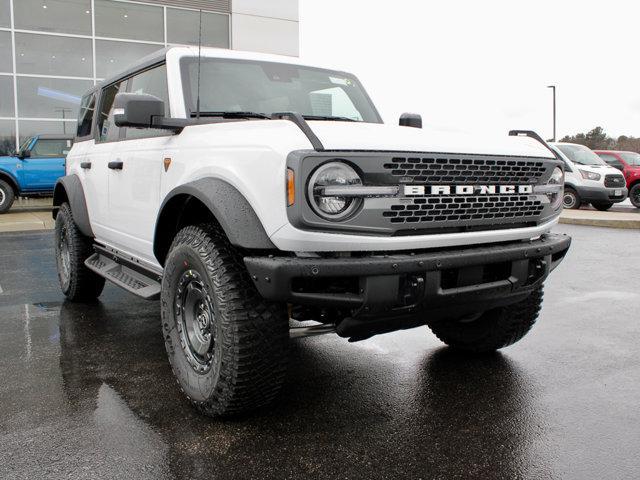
(549, 142), (627, 211)
(52, 47), (570, 416)
(0, 134), (73, 213)
(594, 150), (640, 208)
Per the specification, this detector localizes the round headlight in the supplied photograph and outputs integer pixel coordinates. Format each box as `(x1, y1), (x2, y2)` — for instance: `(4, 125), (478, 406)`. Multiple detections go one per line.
(548, 166), (564, 210)
(308, 162), (362, 220)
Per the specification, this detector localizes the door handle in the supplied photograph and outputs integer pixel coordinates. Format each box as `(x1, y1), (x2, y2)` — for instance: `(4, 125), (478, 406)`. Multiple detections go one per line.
(108, 161), (124, 170)
(80, 161), (92, 169)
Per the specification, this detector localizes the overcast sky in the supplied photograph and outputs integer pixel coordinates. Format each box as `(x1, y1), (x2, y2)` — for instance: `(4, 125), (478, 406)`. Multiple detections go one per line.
(299, 0), (640, 140)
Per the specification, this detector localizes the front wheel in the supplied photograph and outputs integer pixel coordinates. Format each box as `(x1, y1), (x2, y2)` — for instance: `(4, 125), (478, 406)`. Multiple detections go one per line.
(629, 184), (640, 208)
(0, 179), (15, 214)
(427, 287), (543, 353)
(54, 203), (105, 301)
(563, 188), (581, 209)
(592, 202), (613, 211)
(161, 224), (289, 417)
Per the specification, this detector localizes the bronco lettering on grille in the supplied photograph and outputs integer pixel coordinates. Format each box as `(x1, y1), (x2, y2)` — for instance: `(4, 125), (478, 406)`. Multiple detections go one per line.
(403, 185), (534, 196)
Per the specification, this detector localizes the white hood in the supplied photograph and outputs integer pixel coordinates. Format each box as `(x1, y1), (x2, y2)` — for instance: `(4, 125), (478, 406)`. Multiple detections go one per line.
(307, 121), (556, 159)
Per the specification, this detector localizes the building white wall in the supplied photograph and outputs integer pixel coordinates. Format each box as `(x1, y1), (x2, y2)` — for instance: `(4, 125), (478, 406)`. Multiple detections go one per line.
(231, 0), (299, 56)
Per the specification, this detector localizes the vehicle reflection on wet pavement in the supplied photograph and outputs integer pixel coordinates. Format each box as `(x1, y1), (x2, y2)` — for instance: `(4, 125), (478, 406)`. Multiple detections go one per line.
(1, 225), (639, 479)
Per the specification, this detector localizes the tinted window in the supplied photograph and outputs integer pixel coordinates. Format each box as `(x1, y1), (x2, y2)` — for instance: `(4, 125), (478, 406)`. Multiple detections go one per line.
(31, 139), (72, 157)
(14, 0), (92, 36)
(17, 77), (92, 118)
(125, 65), (169, 140)
(19, 120), (77, 145)
(95, 0), (163, 42)
(97, 80), (127, 142)
(0, 76), (14, 117)
(167, 8), (229, 48)
(15, 33), (92, 77)
(0, 120), (16, 156)
(0, 0), (9, 28)
(0, 31), (12, 73)
(597, 153), (623, 169)
(77, 93), (97, 138)
(95, 40), (159, 79)
(619, 152), (640, 166)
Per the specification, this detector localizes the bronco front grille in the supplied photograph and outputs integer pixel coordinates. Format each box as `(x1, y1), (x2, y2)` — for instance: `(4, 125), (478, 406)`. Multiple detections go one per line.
(382, 195), (545, 225)
(383, 156), (546, 184)
(604, 174), (625, 188)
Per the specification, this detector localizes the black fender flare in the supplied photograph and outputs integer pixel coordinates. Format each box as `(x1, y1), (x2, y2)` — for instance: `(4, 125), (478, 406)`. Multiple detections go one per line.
(154, 178), (275, 263)
(0, 168), (20, 194)
(53, 175), (94, 237)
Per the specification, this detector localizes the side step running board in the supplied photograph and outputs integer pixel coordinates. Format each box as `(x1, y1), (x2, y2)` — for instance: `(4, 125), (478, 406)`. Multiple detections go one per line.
(85, 252), (161, 300)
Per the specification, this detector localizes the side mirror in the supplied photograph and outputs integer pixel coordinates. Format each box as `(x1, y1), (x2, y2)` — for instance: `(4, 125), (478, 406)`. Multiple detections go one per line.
(114, 92), (165, 129)
(17, 149), (30, 159)
(399, 113), (422, 129)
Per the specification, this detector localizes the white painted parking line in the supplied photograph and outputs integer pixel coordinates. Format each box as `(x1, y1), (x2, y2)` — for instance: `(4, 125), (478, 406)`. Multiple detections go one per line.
(0, 283), (3, 294)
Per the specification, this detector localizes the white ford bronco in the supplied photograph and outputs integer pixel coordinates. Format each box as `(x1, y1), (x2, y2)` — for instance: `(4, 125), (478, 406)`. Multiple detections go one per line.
(53, 47), (571, 416)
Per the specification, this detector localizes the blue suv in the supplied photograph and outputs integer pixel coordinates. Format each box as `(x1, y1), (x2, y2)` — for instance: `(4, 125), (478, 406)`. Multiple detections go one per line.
(0, 134), (73, 214)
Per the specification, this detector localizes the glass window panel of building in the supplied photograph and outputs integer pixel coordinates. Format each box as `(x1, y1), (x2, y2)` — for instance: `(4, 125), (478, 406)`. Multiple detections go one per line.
(14, 0), (92, 36)
(0, 76), (14, 117)
(167, 8), (229, 48)
(0, 0), (9, 28)
(19, 119), (77, 144)
(95, 0), (164, 43)
(17, 77), (93, 119)
(0, 31), (12, 73)
(0, 120), (16, 156)
(15, 33), (93, 78)
(96, 40), (160, 79)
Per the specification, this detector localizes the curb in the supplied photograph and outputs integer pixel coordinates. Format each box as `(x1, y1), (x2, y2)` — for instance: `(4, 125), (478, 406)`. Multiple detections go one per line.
(559, 214), (640, 229)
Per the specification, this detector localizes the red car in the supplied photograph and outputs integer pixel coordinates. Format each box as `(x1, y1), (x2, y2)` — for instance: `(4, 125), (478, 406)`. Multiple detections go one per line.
(595, 150), (640, 208)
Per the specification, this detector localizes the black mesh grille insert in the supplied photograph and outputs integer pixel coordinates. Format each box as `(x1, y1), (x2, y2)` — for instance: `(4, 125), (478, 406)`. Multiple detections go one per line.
(383, 195), (544, 224)
(604, 174), (625, 188)
(383, 156), (546, 184)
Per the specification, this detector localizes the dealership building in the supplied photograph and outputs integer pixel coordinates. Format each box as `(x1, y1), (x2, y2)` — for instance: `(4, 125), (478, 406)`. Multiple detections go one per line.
(0, 0), (299, 155)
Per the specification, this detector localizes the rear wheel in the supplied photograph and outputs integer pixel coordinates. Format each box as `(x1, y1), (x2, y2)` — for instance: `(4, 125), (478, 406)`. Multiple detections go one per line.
(563, 188), (580, 209)
(592, 202), (613, 211)
(629, 184), (640, 208)
(0, 179), (15, 214)
(427, 287), (543, 353)
(161, 224), (289, 417)
(55, 203), (105, 301)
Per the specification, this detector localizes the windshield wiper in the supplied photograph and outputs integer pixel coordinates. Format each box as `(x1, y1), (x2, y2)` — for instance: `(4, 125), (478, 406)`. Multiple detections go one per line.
(302, 115), (357, 122)
(192, 111), (271, 119)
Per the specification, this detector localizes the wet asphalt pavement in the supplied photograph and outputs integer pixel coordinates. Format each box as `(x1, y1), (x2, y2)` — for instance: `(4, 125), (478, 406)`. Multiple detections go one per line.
(0, 224), (639, 480)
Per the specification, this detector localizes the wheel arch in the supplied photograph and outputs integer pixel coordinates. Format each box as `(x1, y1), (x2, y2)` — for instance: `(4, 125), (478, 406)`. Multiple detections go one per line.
(0, 169), (19, 195)
(52, 175), (94, 237)
(154, 178), (276, 266)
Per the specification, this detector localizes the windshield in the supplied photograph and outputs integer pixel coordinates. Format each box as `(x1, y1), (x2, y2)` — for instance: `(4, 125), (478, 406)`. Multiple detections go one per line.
(556, 144), (607, 166)
(620, 152), (640, 166)
(180, 58), (382, 123)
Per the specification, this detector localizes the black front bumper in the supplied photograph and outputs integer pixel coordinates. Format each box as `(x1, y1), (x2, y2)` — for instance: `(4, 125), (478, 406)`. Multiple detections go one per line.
(244, 233), (571, 316)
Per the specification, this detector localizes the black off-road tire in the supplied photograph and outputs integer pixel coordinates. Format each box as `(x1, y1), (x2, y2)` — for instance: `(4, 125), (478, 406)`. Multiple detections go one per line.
(54, 203), (105, 301)
(161, 224), (289, 417)
(592, 202), (613, 211)
(427, 287), (543, 353)
(630, 184), (640, 208)
(563, 187), (580, 209)
(0, 179), (15, 214)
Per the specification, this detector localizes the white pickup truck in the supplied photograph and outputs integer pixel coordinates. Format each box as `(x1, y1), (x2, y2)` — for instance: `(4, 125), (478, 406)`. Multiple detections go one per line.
(53, 47), (571, 416)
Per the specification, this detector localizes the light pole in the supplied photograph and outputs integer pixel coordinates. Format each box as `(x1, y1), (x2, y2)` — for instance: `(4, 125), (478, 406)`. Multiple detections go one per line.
(547, 85), (556, 142)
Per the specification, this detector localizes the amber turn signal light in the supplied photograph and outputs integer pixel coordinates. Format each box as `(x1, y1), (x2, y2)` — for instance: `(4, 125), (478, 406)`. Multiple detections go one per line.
(287, 168), (295, 206)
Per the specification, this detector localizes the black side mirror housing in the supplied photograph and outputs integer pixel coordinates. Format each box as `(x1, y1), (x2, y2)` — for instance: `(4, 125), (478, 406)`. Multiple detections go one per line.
(399, 113), (422, 128)
(114, 92), (165, 129)
(17, 149), (30, 159)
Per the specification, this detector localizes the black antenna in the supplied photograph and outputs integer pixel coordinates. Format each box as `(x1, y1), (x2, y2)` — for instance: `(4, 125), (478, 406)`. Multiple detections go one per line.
(195, 9), (203, 120)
